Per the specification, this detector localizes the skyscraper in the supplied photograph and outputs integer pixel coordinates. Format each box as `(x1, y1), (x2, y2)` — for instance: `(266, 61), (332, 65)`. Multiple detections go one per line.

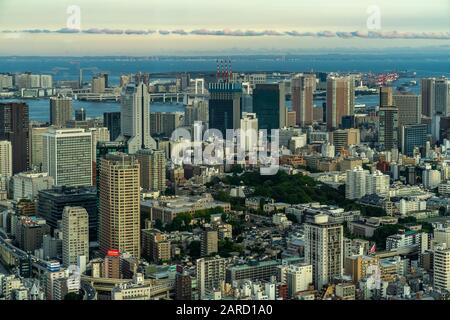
(50, 96), (73, 127)
(99, 153), (141, 258)
(43, 128), (92, 187)
(379, 86), (393, 107)
(435, 78), (450, 116)
(253, 83), (286, 131)
(240, 112), (258, 152)
(304, 215), (343, 289)
(184, 99), (209, 126)
(62, 206), (89, 267)
(135, 149), (166, 192)
(208, 82), (242, 136)
(0, 102), (30, 174)
(378, 106), (398, 151)
(326, 76), (355, 130)
(393, 92), (421, 128)
(29, 126), (48, 171)
(103, 112), (121, 141)
(401, 124), (429, 156)
(118, 82), (156, 154)
(150, 112), (184, 137)
(0, 140), (12, 177)
(291, 74), (316, 126)
(421, 78), (435, 117)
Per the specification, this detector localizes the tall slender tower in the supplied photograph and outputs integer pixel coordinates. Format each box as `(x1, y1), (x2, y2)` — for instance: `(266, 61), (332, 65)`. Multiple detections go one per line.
(0, 140), (12, 178)
(292, 74), (316, 126)
(0, 102), (29, 174)
(62, 206), (89, 267)
(50, 96), (73, 128)
(304, 215), (343, 289)
(421, 78), (435, 117)
(326, 76), (355, 130)
(118, 82), (156, 154)
(99, 153), (141, 258)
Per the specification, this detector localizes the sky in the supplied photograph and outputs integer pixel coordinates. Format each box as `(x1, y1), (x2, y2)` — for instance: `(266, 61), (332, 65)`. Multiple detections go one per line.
(0, 0), (449, 55)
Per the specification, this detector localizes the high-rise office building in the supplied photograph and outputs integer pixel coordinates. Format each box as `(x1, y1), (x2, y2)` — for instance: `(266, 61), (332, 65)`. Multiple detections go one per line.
(103, 112), (121, 141)
(43, 128), (92, 187)
(326, 76), (355, 130)
(240, 112), (258, 152)
(37, 186), (98, 241)
(378, 106), (398, 151)
(136, 149), (166, 192)
(291, 74), (316, 126)
(393, 92), (421, 128)
(379, 86), (393, 107)
(304, 215), (343, 289)
(435, 78), (450, 116)
(99, 153), (141, 258)
(29, 126), (48, 171)
(0, 140), (12, 177)
(118, 82), (156, 154)
(253, 83), (286, 131)
(331, 128), (360, 153)
(421, 78), (435, 117)
(0, 102), (30, 174)
(50, 96), (73, 128)
(201, 229), (218, 257)
(92, 74), (106, 94)
(62, 206), (89, 267)
(208, 82), (242, 136)
(401, 124), (429, 156)
(196, 257), (226, 299)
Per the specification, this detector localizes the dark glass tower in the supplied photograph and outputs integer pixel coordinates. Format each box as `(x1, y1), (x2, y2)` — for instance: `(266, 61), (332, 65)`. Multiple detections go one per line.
(103, 112), (121, 141)
(0, 102), (29, 174)
(208, 82), (242, 136)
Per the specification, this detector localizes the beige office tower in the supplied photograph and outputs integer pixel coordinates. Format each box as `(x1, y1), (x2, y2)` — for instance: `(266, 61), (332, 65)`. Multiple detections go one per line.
(292, 74), (316, 126)
(201, 229), (218, 257)
(99, 153), (141, 258)
(304, 214), (344, 289)
(331, 128), (360, 152)
(196, 257), (226, 299)
(62, 206), (89, 267)
(29, 126), (48, 170)
(92, 74), (106, 94)
(42, 128), (92, 187)
(379, 86), (393, 107)
(50, 96), (73, 127)
(326, 76), (355, 130)
(136, 149), (166, 192)
(433, 244), (450, 292)
(0, 140), (12, 177)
